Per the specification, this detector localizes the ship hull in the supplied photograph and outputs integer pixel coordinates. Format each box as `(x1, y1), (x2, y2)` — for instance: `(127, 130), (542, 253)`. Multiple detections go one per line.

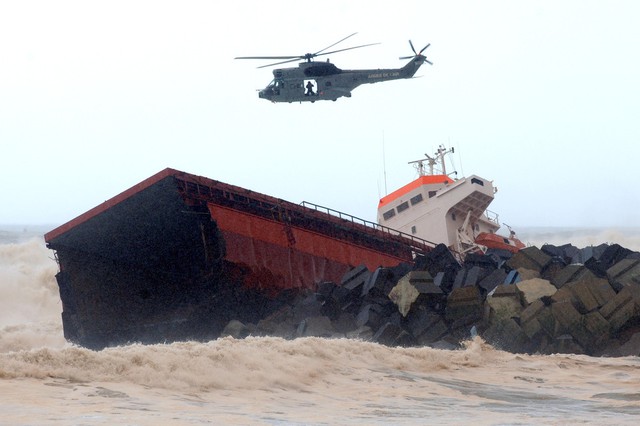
(45, 168), (430, 349)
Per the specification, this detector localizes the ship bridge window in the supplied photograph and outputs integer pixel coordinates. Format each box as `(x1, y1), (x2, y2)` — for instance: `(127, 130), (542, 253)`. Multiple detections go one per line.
(471, 178), (484, 186)
(383, 209), (396, 220)
(428, 191), (437, 198)
(397, 201), (409, 213)
(410, 193), (423, 205)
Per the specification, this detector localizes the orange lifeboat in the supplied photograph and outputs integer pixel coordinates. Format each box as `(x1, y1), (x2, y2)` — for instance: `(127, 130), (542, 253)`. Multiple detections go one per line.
(474, 232), (525, 254)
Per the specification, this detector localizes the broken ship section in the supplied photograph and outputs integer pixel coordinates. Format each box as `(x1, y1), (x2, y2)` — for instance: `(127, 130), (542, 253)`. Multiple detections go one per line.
(45, 168), (433, 349)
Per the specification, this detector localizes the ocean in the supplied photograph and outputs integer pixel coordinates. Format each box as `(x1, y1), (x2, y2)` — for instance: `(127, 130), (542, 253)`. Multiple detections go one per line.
(1, 225), (640, 425)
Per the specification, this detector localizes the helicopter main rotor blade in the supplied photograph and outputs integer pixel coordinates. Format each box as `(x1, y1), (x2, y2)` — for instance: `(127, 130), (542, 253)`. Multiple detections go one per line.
(314, 32), (358, 55)
(235, 35), (379, 69)
(235, 55), (301, 60)
(315, 42), (380, 58)
(256, 57), (305, 68)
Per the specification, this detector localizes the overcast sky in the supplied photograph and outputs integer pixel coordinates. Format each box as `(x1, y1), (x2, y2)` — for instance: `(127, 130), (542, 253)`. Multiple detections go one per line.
(1, 1), (639, 231)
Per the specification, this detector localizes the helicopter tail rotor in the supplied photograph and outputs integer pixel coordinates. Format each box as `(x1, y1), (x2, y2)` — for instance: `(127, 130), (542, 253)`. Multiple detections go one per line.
(399, 40), (432, 64)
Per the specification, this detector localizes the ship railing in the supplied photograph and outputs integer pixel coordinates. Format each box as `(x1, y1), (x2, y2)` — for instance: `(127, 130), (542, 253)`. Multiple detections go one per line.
(485, 209), (500, 226)
(300, 201), (436, 253)
(176, 175), (435, 255)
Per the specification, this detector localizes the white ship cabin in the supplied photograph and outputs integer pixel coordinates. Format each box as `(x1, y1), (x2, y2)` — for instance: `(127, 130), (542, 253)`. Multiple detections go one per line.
(377, 173), (501, 249)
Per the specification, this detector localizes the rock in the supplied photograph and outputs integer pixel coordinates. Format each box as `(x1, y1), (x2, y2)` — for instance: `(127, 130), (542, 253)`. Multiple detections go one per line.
(551, 300), (583, 335)
(220, 319), (251, 338)
(452, 266), (492, 290)
(356, 303), (385, 330)
(550, 285), (574, 304)
(445, 286), (483, 327)
(217, 241), (639, 357)
(330, 284), (355, 307)
(617, 332), (640, 356)
(292, 293), (324, 322)
(519, 299), (547, 340)
(599, 286), (640, 333)
(420, 243), (461, 275)
(516, 268), (541, 281)
(535, 303), (557, 338)
(541, 257), (567, 282)
(361, 267), (389, 297)
(416, 317), (449, 344)
(551, 264), (590, 289)
(485, 284), (524, 325)
(606, 258), (640, 292)
(565, 273), (615, 314)
(406, 270), (434, 287)
(428, 339), (458, 351)
(506, 246), (552, 275)
(297, 315), (334, 337)
(373, 322), (414, 347)
(482, 318), (529, 353)
(582, 311), (610, 350)
(387, 274), (420, 317)
(341, 264), (371, 294)
(406, 307), (446, 341)
(332, 312), (357, 333)
(464, 253), (498, 269)
(345, 326), (374, 341)
(319, 293), (342, 320)
(504, 269), (520, 284)
(599, 244), (636, 270)
(256, 317), (296, 339)
(516, 278), (557, 305)
(408, 271), (444, 308)
(478, 268), (507, 293)
(553, 334), (585, 354)
(316, 281), (337, 298)
(542, 243), (579, 264)
(486, 248), (515, 266)
(503, 269), (520, 284)
(466, 266), (490, 286)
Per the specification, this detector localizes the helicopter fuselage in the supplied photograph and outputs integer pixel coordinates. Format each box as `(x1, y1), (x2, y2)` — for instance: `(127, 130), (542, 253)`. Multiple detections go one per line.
(258, 56), (428, 103)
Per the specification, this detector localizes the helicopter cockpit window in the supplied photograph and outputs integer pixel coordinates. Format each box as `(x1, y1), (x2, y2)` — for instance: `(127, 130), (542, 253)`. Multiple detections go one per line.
(268, 79), (284, 88)
(267, 79), (284, 95)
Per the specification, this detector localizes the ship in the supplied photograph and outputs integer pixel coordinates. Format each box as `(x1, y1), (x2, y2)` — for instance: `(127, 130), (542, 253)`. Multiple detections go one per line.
(45, 168), (433, 349)
(377, 145), (525, 257)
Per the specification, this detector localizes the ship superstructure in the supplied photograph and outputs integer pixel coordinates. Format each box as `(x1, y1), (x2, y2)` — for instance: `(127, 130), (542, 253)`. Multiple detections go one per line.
(377, 145), (523, 255)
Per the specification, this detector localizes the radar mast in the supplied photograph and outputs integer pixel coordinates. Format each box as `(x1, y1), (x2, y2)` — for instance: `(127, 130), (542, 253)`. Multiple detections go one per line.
(407, 144), (455, 177)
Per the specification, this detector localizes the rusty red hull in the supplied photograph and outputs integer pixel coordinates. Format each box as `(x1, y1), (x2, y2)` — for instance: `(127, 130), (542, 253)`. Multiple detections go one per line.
(208, 204), (410, 293)
(45, 168), (431, 348)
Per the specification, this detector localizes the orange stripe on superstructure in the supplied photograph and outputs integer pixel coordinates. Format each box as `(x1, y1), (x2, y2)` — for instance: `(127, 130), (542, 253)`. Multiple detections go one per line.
(378, 175), (454, 209)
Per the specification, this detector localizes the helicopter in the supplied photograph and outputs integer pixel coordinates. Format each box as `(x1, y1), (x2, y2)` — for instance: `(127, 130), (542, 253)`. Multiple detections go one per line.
(235, 33), (432, 103)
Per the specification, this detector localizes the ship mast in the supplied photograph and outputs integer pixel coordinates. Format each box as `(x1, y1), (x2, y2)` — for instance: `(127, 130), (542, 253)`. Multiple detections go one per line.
(408, 144), (454, 177)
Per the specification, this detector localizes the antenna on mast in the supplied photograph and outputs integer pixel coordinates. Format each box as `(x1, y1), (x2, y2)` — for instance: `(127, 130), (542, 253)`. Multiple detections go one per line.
(382, 131), (387, 195)
(408, 144), (455, 177)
